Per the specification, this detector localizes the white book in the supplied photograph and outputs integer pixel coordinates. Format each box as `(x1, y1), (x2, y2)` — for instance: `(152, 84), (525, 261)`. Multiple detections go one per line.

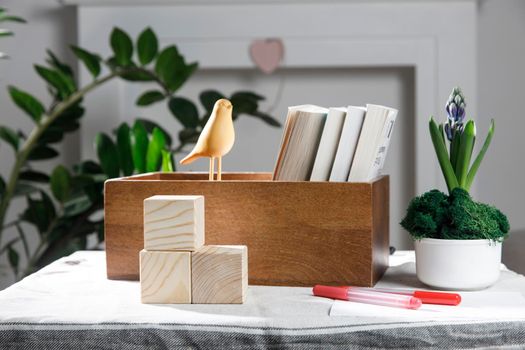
(310, 107), (347, 181)
(273, 105), (328, 181)
(348, 104), (398, 182)
(329, 106), (366, 182)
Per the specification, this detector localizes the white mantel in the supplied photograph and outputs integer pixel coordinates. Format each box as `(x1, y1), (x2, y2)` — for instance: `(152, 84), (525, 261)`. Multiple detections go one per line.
(66, 0), (477, 248)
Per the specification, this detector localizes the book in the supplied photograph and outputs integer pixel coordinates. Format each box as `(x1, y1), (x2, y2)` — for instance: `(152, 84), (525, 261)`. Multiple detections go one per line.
(347, 104), (398, 182)
(329, 106), (366, 182)
(310, 107), (347, 181)
(273, 105), (328, 181)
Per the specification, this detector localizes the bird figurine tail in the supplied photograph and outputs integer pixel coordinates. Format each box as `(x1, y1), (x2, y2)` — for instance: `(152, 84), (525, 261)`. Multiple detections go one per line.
(180, 151), (201, 165)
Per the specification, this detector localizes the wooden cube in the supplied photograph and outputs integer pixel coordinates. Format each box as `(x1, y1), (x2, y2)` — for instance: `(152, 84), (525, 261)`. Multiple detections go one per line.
(192, 245), (248, 304)
(143, 195), (204, 251)
(140, 250), (191, 304)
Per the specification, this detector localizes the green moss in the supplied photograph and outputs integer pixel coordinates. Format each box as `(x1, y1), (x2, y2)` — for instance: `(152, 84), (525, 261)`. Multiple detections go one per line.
(400, 188), (509, 241)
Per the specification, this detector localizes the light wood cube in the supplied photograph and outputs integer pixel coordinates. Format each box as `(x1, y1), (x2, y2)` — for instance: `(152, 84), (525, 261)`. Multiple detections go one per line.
(140, 250), (191, 304)
(143, 195), (204, 251)
(192, 245), (248, 304)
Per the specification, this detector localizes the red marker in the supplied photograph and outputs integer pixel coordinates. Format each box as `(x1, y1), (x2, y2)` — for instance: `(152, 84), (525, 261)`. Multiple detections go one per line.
(361, 287), (461, 306)
(313, 285), (422, 310)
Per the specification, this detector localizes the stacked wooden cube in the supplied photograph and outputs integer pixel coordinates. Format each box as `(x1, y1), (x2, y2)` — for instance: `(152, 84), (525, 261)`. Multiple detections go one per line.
(140, 195), (248, 304)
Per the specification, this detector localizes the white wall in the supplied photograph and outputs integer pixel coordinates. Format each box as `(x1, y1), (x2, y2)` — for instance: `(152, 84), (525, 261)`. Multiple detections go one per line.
(478, 0), (525, 237)
(0, 0), (523, 288)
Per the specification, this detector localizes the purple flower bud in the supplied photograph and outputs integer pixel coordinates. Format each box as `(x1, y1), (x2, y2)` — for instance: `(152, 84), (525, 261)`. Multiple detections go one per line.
(449, 103), (458, 120)
(444, 123), (453, 141)
(457, 102), (466, 122)
(445, 86), (467, 123)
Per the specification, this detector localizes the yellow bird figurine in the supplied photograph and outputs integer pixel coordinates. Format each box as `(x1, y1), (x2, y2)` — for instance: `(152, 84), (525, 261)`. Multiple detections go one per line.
(180, 99), (235, 181)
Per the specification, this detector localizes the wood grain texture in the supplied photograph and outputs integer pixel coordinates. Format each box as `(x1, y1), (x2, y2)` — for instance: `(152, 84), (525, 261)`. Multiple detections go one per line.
(192, 245), (248, 304)
(105, 172), (389, 286)
(140, 250), (191, 304)
(143, 195), (204, 251)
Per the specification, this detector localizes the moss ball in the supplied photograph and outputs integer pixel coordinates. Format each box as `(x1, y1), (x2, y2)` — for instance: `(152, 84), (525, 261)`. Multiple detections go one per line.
(400, 188), (509, 241)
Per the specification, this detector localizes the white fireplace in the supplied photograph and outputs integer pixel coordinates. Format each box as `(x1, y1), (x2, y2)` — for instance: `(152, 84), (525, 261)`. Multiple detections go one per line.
(64, 0), (477, 249)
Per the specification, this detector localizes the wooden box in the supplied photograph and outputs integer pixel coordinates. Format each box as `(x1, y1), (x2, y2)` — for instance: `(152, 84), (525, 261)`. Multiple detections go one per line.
(104, 172), (389, 287)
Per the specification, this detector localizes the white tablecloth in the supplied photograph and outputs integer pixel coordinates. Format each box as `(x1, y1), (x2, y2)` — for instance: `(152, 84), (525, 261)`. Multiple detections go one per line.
(0, 251), (524, 349)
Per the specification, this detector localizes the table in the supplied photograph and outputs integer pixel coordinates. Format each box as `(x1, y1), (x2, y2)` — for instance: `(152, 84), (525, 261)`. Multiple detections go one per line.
(0, 251), (524, 349)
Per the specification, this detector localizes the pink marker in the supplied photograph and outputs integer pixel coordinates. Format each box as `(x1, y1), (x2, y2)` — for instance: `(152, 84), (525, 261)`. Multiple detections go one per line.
(356, 287), (461, 306)
(313, 285), (422, 310)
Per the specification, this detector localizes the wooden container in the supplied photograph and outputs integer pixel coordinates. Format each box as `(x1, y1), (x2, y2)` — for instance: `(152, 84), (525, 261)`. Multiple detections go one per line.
(104, 172), (389, 287)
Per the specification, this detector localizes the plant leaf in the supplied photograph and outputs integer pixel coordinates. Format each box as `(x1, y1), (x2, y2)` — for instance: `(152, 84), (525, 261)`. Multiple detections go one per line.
(169, 97), (199, 128)
(455, 120), (476, 188)
(110, 27), (133, 66)
(146, 127), (166, 172)
(8, 246), (19, 276)
(70, 45), (101, 78)
(27, 146), (59, 161)
(95, 133), (120, 178)
(429, 117), (459, 193)
(231, 91), (265, 102)
(135, 118), (172, 146)
(116, 123), (134, 176)
(155, 46), (198, 92)
(40, 126), (64, 144)
(50, 165), (72, 202)
(199, 90), (225, 111)
(136, 90), (165, 106)
(8, 86), (45, 122)
(155, 46), (181, 80)
(0, 126), (19, 150)
(0, 175), (5, 198)
(230, 94), (257, 115)
(21, 192), (55, 233)
(161, 149), (174, 172)
(450, 131), (461, 172)
(46, 50), (74, 78)
(14, 182), (39, 197)
(19, 170), (50, 183)
(0, 15), (26, 24)
(119, 69), (155, 82)
(0, 29), (13, 37)
(63, 194), (92, 218)
(137, 27), (158, 66)
(131, 121), (149, 173)
(466, 119), (495, 190)
(178, 128), (200, 145)
(34, 65), (75, 99)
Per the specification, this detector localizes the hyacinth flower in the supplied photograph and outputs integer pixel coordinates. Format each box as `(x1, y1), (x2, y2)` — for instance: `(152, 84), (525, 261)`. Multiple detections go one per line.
(429, 87), (495, 193)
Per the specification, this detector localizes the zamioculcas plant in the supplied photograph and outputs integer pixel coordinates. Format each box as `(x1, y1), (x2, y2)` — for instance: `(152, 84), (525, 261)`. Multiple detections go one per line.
(0, 25), (279, 282)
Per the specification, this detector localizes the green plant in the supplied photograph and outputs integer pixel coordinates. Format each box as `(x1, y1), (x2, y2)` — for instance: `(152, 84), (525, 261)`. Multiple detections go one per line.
(402, 87), (509, 241)
(0, 26), (279, 280)
(429, 87), (494, 193)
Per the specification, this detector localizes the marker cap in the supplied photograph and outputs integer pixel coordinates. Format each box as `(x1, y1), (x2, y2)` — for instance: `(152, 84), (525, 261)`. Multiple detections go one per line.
(413, 290), (462, 306)
(313, 285), (349, 301)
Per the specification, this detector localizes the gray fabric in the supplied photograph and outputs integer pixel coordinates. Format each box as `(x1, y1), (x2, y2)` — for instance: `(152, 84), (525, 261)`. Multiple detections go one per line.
(1, 321), (525, 349)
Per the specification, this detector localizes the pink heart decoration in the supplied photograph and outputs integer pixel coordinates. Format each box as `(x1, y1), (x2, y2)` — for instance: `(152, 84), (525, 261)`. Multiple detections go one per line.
(249, 38), (284, 74)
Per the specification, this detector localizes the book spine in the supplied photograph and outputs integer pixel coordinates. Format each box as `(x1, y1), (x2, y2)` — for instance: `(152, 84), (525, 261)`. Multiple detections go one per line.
(367, 110), (397, 180)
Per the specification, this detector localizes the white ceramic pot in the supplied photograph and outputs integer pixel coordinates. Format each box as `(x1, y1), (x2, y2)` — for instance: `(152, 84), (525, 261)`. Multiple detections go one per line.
(414, 238), (502, 290)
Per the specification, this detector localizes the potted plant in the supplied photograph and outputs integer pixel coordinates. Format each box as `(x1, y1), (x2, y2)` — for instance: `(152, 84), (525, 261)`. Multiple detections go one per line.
(401, 87), (509, 290)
